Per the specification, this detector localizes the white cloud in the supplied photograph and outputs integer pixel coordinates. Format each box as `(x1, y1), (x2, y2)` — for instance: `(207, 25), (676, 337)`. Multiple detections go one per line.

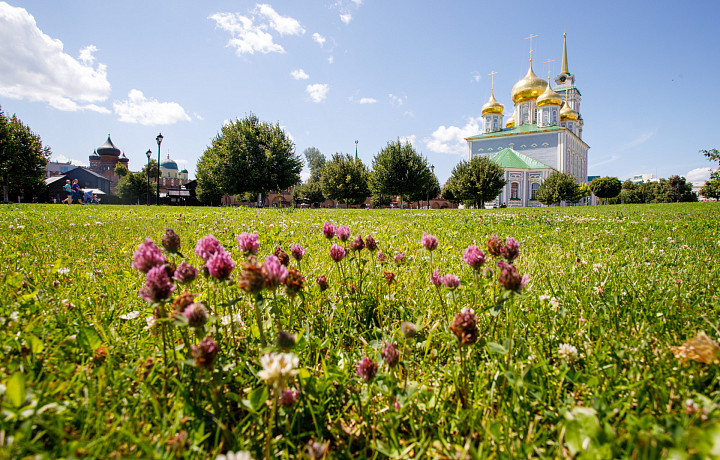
(686, 167), (712, 185)
(340, 13), (352, 24)
(113, 90), (191, 126)
(399, 135), (416, 146)
(256, 4), (305, 35)
(0, 3), (110, 112)
(425, 117), (481, 155)
(388, 94), (405, 106)
(312, 33), (326, 47)
(328, 56), (334, 64)
(193, 112), (204, 120)
(209, 5), (303, 56)
(351, 0), (363, 4)
(359, 97), (376, 104)
(51, 154), (87, 167)
(290, 69), (309, 80)
(306, 83), (329, 103)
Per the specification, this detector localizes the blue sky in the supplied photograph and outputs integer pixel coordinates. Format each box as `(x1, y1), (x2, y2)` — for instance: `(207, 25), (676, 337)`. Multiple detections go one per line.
(1, 0), (718, 186)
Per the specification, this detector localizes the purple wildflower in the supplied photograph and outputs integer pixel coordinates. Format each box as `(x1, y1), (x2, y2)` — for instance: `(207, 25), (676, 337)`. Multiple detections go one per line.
(377, 251), (387, 263)
(161, 228), (181, 253)
(502, 237), (520, 262)
(316, 274), (329, 291)
(140, 265), (176, 303)
(184, 302), (208, 328)
(322, 222), (336, 239)
(278, 388), (299, 407)
(262, 255), (288, 290)
(191, 337), (219, 370)
(356, 356), (378, 382)
(235, 232), (260, 255)
(330, 244), (346, 262)
(195, 235), (220, 261)
(393, 252), (405, 264)
(349, 235), (365, 252)
(421, 232), (439, 251)
(336, 225), (350, 242)
(365, 235), (378, 252)
(173, 261), (198, 284)
(451, 308), (478, 346)
(381, 341), (399, 368)
(431, 269), (442, 287)
(400, 321), (417, 338)
(487, 234), (504, 257)
(496, 261), (530, 292)
(290, 244), (305, 262)
(206, 247), (235, 280)
(441, 273), (460, 290)
(463, 245), (486, 270)
(132, 238), (166, 273)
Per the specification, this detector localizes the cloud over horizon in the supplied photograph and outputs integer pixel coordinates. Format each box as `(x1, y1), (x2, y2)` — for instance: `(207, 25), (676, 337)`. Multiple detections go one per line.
(425, 117), (481, 155)
(306, 83), (329, 103)
(0, 2), (110, 112)
(113, 90), (191, 126)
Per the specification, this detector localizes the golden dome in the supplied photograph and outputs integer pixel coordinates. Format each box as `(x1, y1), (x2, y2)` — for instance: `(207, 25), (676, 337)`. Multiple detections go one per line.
(481, 92), (504, 115)
(536, 83), (562, 107)
(511, 65), (548, 103)
(505, 115), (515, 128)
(560, 102), (579, 121)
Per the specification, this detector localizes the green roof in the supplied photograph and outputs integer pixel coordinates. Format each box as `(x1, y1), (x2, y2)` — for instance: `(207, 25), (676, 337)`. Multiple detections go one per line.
(489, 148), (552, 170)
(466, 123), (562, 140)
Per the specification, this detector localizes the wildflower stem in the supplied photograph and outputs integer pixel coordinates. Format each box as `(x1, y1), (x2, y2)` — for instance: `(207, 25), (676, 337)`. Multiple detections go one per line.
(265, 387), (279, 460)
(253, 295), (267, 348)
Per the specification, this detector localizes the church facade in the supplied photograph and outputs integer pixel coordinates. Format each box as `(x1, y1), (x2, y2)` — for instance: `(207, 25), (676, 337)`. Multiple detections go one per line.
(466, 34), (589, 207)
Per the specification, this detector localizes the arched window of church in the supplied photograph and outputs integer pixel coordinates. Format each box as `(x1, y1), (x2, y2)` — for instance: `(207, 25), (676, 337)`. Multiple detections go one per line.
(531, 183), (539, 200)
(493, 118), (498, 130)
(511, 182), (519, 200)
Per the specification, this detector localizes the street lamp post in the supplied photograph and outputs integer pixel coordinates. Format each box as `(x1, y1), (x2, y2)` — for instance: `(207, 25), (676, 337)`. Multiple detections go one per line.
(155, 133), (163, 205)
(427, 164), (435, 209)
(145, 149), (152, 205)
(355, 140), (358, 159)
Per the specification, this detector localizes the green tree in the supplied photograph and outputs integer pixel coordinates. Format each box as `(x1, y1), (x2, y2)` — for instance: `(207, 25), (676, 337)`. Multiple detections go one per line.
(444, 155), (506, 208)
(654, 175), (696, 203)
(369, 139), (435, 209)
(0, 106), (51, 202)
(700, 178), (720, 200)
(320, 153), (370, 207)
(370, 194), (392, 208)
(590, 176), (622, 204)
(114, 163), (129, 177)
(304, 147), (326, 183)
(196, 114), (302, 205)
(291, 181), (324, 206)
(116, 160), (158, 204)
(536, 171), (582, 206)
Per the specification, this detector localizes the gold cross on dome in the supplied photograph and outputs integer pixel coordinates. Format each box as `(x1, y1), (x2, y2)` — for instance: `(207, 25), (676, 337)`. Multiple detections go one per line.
(488, 70), (498, 92)
(544, 58), (556, 79)
(525, 33), (539, 62)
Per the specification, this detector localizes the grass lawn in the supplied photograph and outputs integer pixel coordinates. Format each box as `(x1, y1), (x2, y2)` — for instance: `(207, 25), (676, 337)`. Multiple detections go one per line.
(0, 202), (719, 459)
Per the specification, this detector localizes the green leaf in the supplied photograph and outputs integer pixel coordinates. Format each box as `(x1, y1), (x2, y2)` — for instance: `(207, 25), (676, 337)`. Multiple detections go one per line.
(6, 372), (26, 408)
(564, 406), (600, 456)
(26, 334), (44, 355)
(78, 326), (102, 352)
(248, 386), (269, 412)
(487, 342), (507, 355)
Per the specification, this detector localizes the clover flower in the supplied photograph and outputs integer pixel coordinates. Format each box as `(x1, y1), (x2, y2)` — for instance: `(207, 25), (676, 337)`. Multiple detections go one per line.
(421, 232), (438, 251)
(173, 261), (198, 284)
(442, 273), (460, 290)
(161, 228), (181, 253)
(215, 451), (253, 460)
(463, 245), (486, 270)
(258, 352), (299, 389)
(195, 235), (221, 261)
(191, 337), (219, 370)
(172, 292), (197, 315)
(315, 274), (329, 291)
(140, 265), (176, 303)
(306, 440), (330, 460)
(283, 267), (305, 297)
(262, 255), (288, 290)
(377, 251), (387, 263)
(349, 235), (365, 252)
(132, 238), (166, 273)
(487, 234), (504, 257)
(278, 388), (299, 407)
(206, 247), (236, 280)
(502, 237), (519, 262)
(239, 257), (265, 294)
(290, 244), (305, 261)
(274, 246), (290, 266)
(356, 356), (378, 382)
(450, 308), (478, 346)
(381, 341), (399, 368)
(184, 302), (208, 328)
(393, 252), (405, 264)
(365, 235), (378, 252)
(496, 261), (530, 292)
(558, 343), (579, 364)
(336, 225), (350, 242)
(330, 244), (346, 262)
(322, 222), (336, 239)
(431, 269), (442, 287)
(235, 232), (260, 255)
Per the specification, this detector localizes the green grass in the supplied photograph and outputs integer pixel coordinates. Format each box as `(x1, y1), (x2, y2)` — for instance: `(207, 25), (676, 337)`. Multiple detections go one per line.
(0, 203), (719, 459)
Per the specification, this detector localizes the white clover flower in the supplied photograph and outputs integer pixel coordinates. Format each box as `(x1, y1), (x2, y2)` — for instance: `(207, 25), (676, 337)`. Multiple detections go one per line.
(220, 313), (244, 326)
(549, 297), (561, 310)
(460, 307), (475, 315)
(56, 268), (70, 276)
(592, 263), (602, 273)
(558, 343), (579, 364)
(257, 352), (299, 389)
(538, 294), (551, 302)
(216, 451), (253, 460)
(119, 311), (141, 320)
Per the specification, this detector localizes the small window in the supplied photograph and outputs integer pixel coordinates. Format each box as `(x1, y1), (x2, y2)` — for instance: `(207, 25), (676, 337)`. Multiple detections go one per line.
(511, 182), (519, 200)
(531, 183), (539, 199)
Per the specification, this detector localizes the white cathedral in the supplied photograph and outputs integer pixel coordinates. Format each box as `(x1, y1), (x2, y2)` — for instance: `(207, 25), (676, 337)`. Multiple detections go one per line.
(466, 34), (589, 207)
